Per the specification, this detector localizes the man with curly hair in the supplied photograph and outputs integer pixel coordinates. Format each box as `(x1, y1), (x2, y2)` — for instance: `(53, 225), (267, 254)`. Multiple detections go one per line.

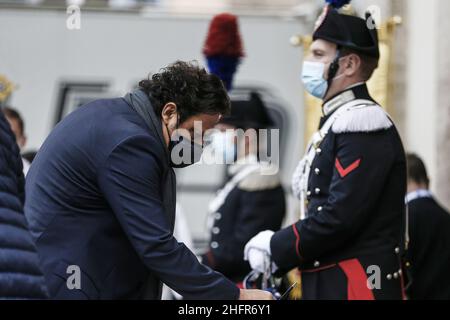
(24, 61), (272, 300)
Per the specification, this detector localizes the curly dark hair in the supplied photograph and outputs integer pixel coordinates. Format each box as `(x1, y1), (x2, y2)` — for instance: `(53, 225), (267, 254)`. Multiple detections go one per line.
(139, 61), (230, 123)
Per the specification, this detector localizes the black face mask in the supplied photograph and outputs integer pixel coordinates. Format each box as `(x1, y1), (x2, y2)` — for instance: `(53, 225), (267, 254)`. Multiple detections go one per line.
(166, 118), (204, 169)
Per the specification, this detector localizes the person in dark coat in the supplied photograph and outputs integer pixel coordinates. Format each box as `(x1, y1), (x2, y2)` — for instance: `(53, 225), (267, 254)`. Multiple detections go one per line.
(244, 4), (407, 300)
(0, 109), (47, 299)
(24, 61), (272, 300)
(201, 92), (286, 284)
(405, 153), (450, 300)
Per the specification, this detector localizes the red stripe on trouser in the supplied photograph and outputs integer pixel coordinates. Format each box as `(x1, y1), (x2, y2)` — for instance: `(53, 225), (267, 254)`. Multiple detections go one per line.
(338, 259), (375, 300)
(400, 273), (407, 300)
(292, 225), (302, 259)
(398, 259), (407, 300)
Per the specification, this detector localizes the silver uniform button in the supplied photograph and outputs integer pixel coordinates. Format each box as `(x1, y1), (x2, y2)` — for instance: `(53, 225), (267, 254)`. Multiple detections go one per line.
(215, 212), (222, 220)
(387, 274), (393, 280)
(315, 168), (321, 175)
(315, 188), (321, 195)
(212, 227), (220, 235)
(307, 191), (312, 197)
(211, 242), (219, 249)
(314, 261), (320, 268)
(393, 272), (399, 279)
(395, 247), (400, 254)
(317, 206), (323, 212)
(316, 148), (322, 155)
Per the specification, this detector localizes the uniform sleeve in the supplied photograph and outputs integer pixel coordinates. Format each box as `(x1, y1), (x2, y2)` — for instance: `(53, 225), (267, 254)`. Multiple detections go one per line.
(204, 187), (285, 274)
(271, 132), (394, 271)
(98, 135), (239, 300)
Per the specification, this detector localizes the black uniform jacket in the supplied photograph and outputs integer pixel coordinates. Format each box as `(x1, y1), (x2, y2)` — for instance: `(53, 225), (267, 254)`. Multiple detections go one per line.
(271, 84), (407, 300)
(203, 161), (286, 282)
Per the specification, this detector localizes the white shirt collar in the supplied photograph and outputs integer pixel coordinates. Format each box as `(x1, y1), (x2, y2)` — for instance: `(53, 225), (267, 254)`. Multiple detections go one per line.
(405, 189), (433, 204)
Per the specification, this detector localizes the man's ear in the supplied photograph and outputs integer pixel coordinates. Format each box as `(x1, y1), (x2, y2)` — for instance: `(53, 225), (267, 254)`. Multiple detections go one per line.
(344, 54), (362, 77)
(161, 102), (178, 124)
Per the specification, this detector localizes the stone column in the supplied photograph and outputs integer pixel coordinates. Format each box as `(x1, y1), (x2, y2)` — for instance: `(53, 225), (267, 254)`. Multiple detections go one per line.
(405, 0), (439, 193)
(390, 0), (408, 137)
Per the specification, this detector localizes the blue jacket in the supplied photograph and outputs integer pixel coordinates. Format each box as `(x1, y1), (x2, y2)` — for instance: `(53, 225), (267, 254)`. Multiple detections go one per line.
(0, 112), (47, 299)
(24, 95), (239, 300)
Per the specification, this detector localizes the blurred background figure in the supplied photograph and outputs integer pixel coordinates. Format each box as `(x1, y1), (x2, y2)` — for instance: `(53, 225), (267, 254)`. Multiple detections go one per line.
(0, 109), (47, 299)
(405, 153), (450, 300)
(2, 107), (31, 176)
(201, 92), (286, 285)
(199, 12), (285, 285)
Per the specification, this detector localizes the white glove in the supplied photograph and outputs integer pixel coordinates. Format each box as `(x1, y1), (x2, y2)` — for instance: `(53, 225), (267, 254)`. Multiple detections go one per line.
(244, 231), (275, 273)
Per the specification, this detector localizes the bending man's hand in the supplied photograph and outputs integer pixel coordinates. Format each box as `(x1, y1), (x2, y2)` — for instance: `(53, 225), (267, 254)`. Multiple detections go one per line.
(239, 289), (274, 300)
(244, 230), (275, 273)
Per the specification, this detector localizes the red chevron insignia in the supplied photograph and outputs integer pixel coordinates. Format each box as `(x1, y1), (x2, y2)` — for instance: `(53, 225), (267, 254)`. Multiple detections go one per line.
(335, 158), (361, 178)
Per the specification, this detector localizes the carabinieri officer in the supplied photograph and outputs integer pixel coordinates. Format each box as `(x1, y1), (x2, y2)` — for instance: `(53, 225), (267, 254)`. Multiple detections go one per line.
(244, 1), (408, 300)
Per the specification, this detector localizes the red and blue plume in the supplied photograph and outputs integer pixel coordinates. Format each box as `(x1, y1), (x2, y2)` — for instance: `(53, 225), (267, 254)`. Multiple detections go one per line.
(325, 0), (351, 9)
(203, 13), (245, 91)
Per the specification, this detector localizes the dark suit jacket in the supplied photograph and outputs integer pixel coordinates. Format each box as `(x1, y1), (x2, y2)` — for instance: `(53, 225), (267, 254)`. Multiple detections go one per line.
(24, 95), (239, 300)
(407, 197), (450, 300)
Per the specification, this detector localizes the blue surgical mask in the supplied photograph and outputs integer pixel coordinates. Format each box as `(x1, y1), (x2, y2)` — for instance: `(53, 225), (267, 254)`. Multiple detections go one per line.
(301, 61), (329, 99)
(210, 132), (237, 164)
